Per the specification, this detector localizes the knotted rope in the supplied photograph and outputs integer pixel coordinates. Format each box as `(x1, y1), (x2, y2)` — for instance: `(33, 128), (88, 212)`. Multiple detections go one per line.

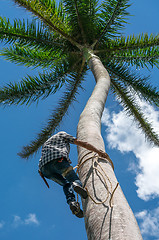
(74, 151), (119, 207)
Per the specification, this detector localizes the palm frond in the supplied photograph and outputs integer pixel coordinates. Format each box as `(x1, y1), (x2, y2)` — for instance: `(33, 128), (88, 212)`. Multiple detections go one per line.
(0, 69), (66, 106)
(63, 0), (87, 43)
(107, 34), (159, 69)
(18, 60), (86, 158)
(113, 49), (159, 69)
(63, 0), (99, 44)
(93, 0), (130, 47)
(105, 61), (159, 106)
(13, 0), (80, 47)
(95, 34), (159, 68)
(0, 44), (63, 68)
(0, 17), (62, 50)
(111, 79), (159, 146)
(103, 33), (159, 51)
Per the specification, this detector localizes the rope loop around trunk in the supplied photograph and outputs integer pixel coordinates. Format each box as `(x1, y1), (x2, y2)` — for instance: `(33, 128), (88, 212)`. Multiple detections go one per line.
(74, 152), (118, 207)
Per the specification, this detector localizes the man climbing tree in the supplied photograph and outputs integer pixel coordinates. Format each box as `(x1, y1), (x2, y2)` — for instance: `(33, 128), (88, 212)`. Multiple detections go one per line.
(0, 0), (159, 239)
(39, 131), (110, 218)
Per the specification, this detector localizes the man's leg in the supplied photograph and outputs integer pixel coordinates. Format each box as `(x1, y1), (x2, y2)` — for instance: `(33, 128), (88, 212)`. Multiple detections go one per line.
(40, 160), (83, 218)
(41, 161), (75, 202)
(55, 157), (88, 199)
(65, 170), (88, 199)
(54, 157), (88, 199)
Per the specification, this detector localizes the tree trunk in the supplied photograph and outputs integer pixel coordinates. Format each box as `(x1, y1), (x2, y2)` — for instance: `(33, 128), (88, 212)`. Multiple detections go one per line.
(77, 55), (143, 240)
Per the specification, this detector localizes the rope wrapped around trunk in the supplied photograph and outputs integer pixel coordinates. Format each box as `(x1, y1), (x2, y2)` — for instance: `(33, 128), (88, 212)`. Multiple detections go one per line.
(74, 152), (119, 207)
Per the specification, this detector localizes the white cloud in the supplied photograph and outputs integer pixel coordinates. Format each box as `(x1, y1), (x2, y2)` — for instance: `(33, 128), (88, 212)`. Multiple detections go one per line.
(0, 221), (5, 229)
(136, 207), (159, 239)
(102, 99), (159, 200)
(12, 215), (23, 228)
(24, 214), (39, 226)
(12, 213), (39, 228)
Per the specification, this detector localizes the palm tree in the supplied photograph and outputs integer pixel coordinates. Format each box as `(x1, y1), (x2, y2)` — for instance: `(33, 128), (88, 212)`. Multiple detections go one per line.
(0, 0), (159, 239)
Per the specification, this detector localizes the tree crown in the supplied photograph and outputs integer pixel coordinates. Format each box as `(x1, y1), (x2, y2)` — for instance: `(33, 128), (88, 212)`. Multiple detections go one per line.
(0, 0), (159, 158)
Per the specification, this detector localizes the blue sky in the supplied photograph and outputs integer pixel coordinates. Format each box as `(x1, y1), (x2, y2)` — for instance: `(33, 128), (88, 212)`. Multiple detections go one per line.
(0, 1), (159, 239)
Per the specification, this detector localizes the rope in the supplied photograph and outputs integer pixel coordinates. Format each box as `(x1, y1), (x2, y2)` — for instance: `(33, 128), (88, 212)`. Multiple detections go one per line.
(109, 182), (119, 208)
(74, 151), (119, 207)
(74, 151), (114, 171)
(38, 170), (50, 189)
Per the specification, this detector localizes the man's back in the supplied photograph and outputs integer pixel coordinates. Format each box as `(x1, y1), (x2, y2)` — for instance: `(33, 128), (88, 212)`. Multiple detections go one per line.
(39, 131), (75, 169)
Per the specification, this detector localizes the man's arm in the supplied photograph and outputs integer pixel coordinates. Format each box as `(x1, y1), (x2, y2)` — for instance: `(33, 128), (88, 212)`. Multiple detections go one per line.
(74, 139), (109, 159)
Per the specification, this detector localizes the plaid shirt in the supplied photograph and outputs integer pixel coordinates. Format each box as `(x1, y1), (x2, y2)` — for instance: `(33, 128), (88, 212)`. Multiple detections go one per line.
(39, 131), (76, 169)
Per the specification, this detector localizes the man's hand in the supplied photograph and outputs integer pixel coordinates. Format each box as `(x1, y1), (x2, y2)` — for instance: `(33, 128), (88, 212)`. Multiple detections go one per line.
(74, 139), (114, 170)
(98, 150), (109, 159)
(74, 139), (108, 159)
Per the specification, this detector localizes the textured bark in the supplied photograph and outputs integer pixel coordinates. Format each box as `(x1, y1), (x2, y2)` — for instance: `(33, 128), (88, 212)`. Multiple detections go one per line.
(77, 56), (143, 240)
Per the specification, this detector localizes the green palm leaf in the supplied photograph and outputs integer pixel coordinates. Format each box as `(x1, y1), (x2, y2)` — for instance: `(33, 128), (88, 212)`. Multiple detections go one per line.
(110, 35), (159, 69)
(93, 0), (130, 47)
(0, 0), (159, 158)
(97, 34), (159, 51)
(63, 0), (99, 44)
(0, 17), (66, 51)
(96, 34), (159, 69)
(0, 55), (83, 105)
(18, 60), (86, 158)
(0, 71), (63, 106)
(113, 48), (159, 69)
(111, 79), (159, 146)
(106, 62), (159, 106)
(0, 44), (63, 68)
(13, 0), (79, 47)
